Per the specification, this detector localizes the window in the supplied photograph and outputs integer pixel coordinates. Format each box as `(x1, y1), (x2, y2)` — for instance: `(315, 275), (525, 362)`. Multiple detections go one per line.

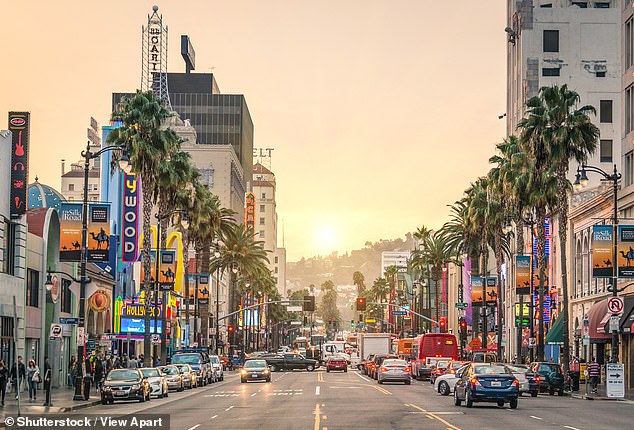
(261, 193), (266, 199)
(596, 71), (606, 78)
(626, 152), (634, 186)
(571, 1), (587, 7)
(68, 184), (75, 191)
(260, 205), (265, 213)
(259, 217), (265, 225)
(60, 278), (72, 314)
(275, 267), (278, 274)
(627, 85), (634, 134)
(627, 18), (633, 70)
(542, 68), (560, 76)
(594, 2), (610, 7)
(199, 168), (215, 188)
(26, 269), (39, 307)
(600, 140), (612, 162)
(2, 220), (16, 275)
(275, 256), (278, 264)
(600, 100), (612, 123)
(259, 230), (265, 239)
(543, 30), (559, 53)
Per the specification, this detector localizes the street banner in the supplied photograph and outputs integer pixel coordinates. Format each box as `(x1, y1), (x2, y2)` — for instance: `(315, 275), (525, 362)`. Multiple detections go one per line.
(87, 204), (110, 262)
(471, 276), (483, 306)
(196, 273), (210, 304)
(8, 112), (30, 218)
(158, 250), (177, 289)
(59, 202), (83, 261)
(121, 173), (141, 263)
(618, 225), (634, 278)
(592, 225), (614, 278)
(515, 255), (531, 295)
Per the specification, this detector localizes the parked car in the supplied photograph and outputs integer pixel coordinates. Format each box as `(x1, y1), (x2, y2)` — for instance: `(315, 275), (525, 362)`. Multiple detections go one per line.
(139, 367), (169, 398)
(241, 359), (272, 383)
(434, 364), (469, 396)
(527, 362), (565, 396)
(326, 356), (348, 373)
(158, 365), (184, 392)
(173, 363), (197, 389)
(377, 359), (411, 385)
(506, 364), (530, 395)
(454, 363), (519, 409)
(100, 368), (150, 404)
(171, 351), (213, 385)
(209, 355), (224, 382)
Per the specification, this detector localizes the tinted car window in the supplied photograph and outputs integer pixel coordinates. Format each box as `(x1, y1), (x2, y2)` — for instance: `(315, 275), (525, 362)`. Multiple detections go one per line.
(473, 365), (510, 375)
(171, 354), (202, 364)
(383, 359), (407, 367)
(538, 363), (561, 375)
(107, 370), (140, 381)
(159, 366), (179, 375)
(140, 368), (160, 378)
(244, 360), (267, 368)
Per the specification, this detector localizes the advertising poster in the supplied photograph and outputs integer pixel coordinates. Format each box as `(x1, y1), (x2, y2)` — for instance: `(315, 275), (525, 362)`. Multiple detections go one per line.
(158, 250), (177, 290)
(121, 173), (141, 263)
(592, 225), (614, 278)
(245, 192), (256, 232)
(471, 277), (484, 306)
(59, 202), (83, 261)
(87, 204), (110, 262)
(197, 274), (210, 304)
(618, 225), (634, 278)
(515, 255), (531, 295)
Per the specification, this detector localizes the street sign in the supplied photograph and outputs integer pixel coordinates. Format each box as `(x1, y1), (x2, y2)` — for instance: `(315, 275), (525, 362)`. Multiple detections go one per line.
(76, 327), (85, 345)
(150, 334), (161, 345)
(290, 321), (301, 325)
(60, 317), (79, 324)
(455, 302), (468, 309)
(606, 363), (625, 398)
(607, 297), (624, 314)
(159, 283), (174, 291)
(391, 310), (407, 316)
(609, 315), (620, 332)
(528, 337), (536, 347)
(49, 324), (62, 338)
(287, 306), (303, 312)
(365, 319), (376, 323)
(583, 335), (590, 346)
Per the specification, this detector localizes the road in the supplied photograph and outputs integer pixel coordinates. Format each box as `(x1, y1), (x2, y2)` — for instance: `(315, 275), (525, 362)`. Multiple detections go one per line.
(87, 369), (633, 430)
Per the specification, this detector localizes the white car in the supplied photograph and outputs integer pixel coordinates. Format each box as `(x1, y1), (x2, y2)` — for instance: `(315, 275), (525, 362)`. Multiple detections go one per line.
(139, 367), (168, 398)
(434, 364), (468, 396)
(507, 364), (530, 394)
(209, 355), (224, 382)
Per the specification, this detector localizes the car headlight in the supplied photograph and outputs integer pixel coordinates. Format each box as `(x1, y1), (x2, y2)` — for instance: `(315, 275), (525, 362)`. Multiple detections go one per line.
(102, 386), (111, 391)
(131, 384), (140, 390)
(263, 369), (269, 374)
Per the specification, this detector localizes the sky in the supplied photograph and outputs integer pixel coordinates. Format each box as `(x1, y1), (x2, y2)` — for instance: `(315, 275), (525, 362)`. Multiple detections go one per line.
(0, 1), (507, 262)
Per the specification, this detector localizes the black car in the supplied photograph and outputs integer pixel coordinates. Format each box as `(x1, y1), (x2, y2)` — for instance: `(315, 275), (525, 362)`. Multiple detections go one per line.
(527, 362), (565, 396)
(100, 369), (151, 404)
(454, 363), (519, 409)
(241, 359), (272, 383)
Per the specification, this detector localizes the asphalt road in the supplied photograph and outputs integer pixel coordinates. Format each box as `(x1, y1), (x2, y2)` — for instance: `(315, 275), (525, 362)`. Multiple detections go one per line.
(86, 369), (634, 430)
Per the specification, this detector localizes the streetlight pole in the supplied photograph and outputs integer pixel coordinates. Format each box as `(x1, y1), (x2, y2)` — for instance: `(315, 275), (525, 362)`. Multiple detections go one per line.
(213, 244), (221, 355)
(575, 163), (621, 364)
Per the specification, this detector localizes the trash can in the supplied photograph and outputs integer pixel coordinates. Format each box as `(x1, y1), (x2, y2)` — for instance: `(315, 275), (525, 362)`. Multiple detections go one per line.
(570, 371), (580, 391)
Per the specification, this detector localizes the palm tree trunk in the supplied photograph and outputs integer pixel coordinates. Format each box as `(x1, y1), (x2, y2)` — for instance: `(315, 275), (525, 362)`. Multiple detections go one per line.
(557, 168), (571, 375)
(536, 206), (547, 362)
(142, 183), (154, 367)
(516, 216), (525, 256)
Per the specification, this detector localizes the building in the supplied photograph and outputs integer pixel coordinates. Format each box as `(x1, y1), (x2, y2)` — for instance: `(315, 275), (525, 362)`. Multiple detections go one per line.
(60, 119), (102, 202)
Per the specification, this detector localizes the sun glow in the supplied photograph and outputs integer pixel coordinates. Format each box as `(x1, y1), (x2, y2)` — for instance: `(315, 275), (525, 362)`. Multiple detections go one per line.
(315, 226), (338, 254)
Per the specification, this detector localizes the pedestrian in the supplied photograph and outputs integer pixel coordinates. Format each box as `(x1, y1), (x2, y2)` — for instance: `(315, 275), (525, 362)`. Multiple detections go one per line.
(587, 357), (601, 394)
(156, 356), (161, 366)
(138, 354), (144, 367)
(26, 359), (40, 401)
(43, 356), (52, 406)
(10, 356), (26, 399)
(94, 355), (104, 389)
(0, 360), (8, 406)
(68, 356), (76, 387)
(128, 355), (138, 369)
(569, 356), (580, 391)
(82, 356), (93, 400)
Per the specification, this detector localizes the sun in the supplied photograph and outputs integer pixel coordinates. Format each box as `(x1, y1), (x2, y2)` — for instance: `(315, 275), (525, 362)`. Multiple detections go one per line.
(315, 226), (337, 253)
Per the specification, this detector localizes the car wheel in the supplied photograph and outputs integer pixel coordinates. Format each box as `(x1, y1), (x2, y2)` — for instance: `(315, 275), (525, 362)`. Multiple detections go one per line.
(241, 379), (246, 383)
(139, 394), (145, 403)
(344, 369), (348, 373)
(549, 387), (555, 396)
(465, 389), (473, 408)
(497, 400), (504, 407)
(270, 365), (278, 372)
(454, 390), (462, 406)
(307, 364), (315, 371)
(159, 392), (164, 399)
(439, 381), (450, 396)
(378, 379), (383, 384)
(531, 391), (538, 397)
(109, 399), (114, 405)
(266, 378), (271, 383)
(510, 399), (518, 409)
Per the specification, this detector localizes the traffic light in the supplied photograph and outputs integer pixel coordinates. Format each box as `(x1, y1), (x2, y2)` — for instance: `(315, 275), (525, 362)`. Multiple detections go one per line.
(303, 295), (315, 311)
(356, 297), (366, 311)
(459, 319), (467, 340)
(228, 325), (235, 334)
(439, 316), (447, 333)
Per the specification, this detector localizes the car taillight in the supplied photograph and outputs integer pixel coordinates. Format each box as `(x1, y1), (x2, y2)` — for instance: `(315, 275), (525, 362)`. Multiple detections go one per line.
(513, 379), (519, 387)
(450, 369), (455, 374)
(470, 377), (482, 387)
(380, 367), (388, 373)
(405, 366), (411, 373)
(535, 376), (540, 383)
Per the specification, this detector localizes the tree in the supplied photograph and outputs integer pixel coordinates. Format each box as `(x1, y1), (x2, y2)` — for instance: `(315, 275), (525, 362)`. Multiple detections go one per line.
(352, 271), (366, 296)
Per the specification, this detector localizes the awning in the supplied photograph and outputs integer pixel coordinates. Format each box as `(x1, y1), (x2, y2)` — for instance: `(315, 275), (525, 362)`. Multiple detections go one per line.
(619, 295), (634, 334)
(546, 314), (564, 344)
(586, 298), (611, 343)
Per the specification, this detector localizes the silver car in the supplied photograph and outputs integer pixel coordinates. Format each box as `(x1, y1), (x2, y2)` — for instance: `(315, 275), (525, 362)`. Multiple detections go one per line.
(209, 355), (224, 382)
(158, 365), (184, 392)
(377, 359), (412, 385)
(507, 364), (530, 395)
(139, 367), (168, 398)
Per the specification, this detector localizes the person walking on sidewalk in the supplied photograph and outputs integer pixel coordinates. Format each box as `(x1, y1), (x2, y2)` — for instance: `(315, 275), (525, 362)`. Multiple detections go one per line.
(68, 356), (76, 387)
(43, 357), (52, 406)
(0, 360), (9, 405)
(587, 357), (601, 394)
(10, 356), (26, 399)
(26, 359), (40, 401)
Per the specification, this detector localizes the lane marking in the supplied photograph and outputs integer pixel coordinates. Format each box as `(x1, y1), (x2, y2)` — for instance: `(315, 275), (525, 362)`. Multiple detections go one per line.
(225, 406), (234, 412)
(408, 405), (460, 430)
(186, 425), (200, 430)
(563, 427), (581, 430)
(210, 415), (218, 420)
(314, 403), (321, 430)
(315, 386), (320, 396)
(530, 416), (543, 420)
(355, 372), (371, 382)
(372, 385), (392, 395)
(251, 392), (257, 397)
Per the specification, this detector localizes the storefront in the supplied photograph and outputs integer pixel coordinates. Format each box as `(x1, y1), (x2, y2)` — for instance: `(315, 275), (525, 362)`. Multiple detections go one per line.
(586, 298), (612, 364)
(618, 295), (634, 390)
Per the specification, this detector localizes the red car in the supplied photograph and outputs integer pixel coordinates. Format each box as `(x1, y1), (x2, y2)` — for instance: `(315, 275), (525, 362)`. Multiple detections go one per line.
(326, 356), (348, 372)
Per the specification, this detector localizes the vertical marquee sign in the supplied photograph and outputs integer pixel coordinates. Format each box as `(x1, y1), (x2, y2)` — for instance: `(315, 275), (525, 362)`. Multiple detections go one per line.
(121, 173), (141, 263)
(592, 225), (614, 278)
(8, 112), (30, 218)
(245, 192), (256, 232)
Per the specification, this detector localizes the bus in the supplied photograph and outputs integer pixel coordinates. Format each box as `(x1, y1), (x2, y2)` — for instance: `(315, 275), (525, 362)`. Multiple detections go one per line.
(396, 338), (414, 357)
(410, 333), (459, 381)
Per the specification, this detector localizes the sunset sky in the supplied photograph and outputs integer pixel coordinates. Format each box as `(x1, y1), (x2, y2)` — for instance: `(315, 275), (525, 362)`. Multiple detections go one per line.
(0, 1), (506, 261)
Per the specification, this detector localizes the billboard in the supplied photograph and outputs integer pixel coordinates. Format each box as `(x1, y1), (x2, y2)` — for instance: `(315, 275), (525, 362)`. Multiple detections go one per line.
(618, 225), (634, 278)
(120, 318), (162, 334)
(515, 255), (531, 295)
(121, 173), (141, 263)
(592, 225), (614, 278)
(59, 203), (83, 261)
(8, 112), (30, 218)
(471, 277), (498, 306)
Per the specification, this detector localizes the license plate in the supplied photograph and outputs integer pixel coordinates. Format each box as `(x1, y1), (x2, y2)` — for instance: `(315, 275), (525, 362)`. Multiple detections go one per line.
(252, 374), (258, 377)
(114, 390), (125, 395)
(491, 381), (502, 387)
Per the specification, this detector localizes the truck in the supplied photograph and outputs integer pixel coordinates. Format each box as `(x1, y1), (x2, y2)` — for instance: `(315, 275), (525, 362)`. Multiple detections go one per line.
(357, 333), (392, 367)
(264, 353), (319, 372)
(321, 341), (352, 364)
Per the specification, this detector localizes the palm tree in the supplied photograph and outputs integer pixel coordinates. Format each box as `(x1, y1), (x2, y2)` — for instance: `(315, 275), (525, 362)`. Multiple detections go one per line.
(108, 90), (182, 366)
(352, 271), (366, 296)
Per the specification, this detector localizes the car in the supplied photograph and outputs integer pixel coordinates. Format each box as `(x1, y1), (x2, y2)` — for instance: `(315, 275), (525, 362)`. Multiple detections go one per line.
(158, 365), (184, 392)
(506, 364), (531, 395)
(434, 364), (469, 396)
(100, 368), (150, 404)
(173, 363), (197, 389)
(209, 355), (224, 382)
(219, 355), (230, 370)
(471, 352), (497, 363)
(139, 367), (169, 398)
(241, 359), (272, 383)
(171, 351), (212, 386)
(326, 356), (348, 373)
(527, 362), (565, 396)
(430, 360), (450, 384)
(454, 363), (519, 409)
(369, 354), (399, 380)
(265, 353), (319, 372)
(277, 346), (291, 353)
(360, 354), (376, 375)
(377, 359), (411, 385)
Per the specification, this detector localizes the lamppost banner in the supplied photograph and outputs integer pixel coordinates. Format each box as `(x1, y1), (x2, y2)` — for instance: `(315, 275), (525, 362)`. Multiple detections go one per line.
(592, 225), (614, 278)
(617, 225), (634, 278)
(158, 250), (177, 289)
(87, 203), (111, 262)
(59, 202), (83, 261)
(197, 273), (210, 304)
(8, 112), (30, 218)
(471, 277), (498, 306)
(515, 255), (531, 295)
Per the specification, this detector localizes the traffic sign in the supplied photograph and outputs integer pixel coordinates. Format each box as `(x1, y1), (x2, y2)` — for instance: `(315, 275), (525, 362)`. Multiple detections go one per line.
(455, 302), (468, 309)
(391, 310), (407, 316)
(609, 315), (620, 332)
(608, 297), (624, 314)
(528, 337), (536, 347)
(60, 317), (79, 324)
(606, 363), (625, 398)
(150, 334), (161, 344)
(49, 324), (62, 338)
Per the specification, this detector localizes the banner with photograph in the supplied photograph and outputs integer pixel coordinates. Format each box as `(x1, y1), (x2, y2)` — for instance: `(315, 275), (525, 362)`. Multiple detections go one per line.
(196, 274), (210, 304)
(471, 276), (498, 305)
(87, 204), (110, 262)
(158, 250), (177, 290)
(618, 225), (634, 278)
(515, 255), (531, 295)
(59, 202), (83, 261)
(592, 225), (614, 278)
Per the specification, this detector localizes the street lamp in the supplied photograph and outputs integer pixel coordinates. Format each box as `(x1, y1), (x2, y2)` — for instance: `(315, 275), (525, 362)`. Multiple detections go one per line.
(574, 163), (621, 364)
(212, 244), (222, 356)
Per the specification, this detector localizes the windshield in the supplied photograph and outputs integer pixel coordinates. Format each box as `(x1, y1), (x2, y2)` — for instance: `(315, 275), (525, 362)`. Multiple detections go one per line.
(383, 359), (407, 367)
(106, 370), (140, 381)
(159, 366), (179, 375)
(473, 365), (511, 375)
(244, 360), (267, 369)
(175, 365), (190, 372)
(538, 363), (562, 375)
(171, 354), (201, 365)
(210, 356), (220, 364)
(140, 368), (160, 378)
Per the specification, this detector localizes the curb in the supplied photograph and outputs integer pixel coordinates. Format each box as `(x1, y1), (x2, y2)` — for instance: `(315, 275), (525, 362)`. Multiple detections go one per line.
(60, 399), (103, 412)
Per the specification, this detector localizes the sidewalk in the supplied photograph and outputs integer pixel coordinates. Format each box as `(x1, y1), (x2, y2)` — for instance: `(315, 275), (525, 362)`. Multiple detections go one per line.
(0, 385), (102, 426)
(568, 381), (634, 403)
